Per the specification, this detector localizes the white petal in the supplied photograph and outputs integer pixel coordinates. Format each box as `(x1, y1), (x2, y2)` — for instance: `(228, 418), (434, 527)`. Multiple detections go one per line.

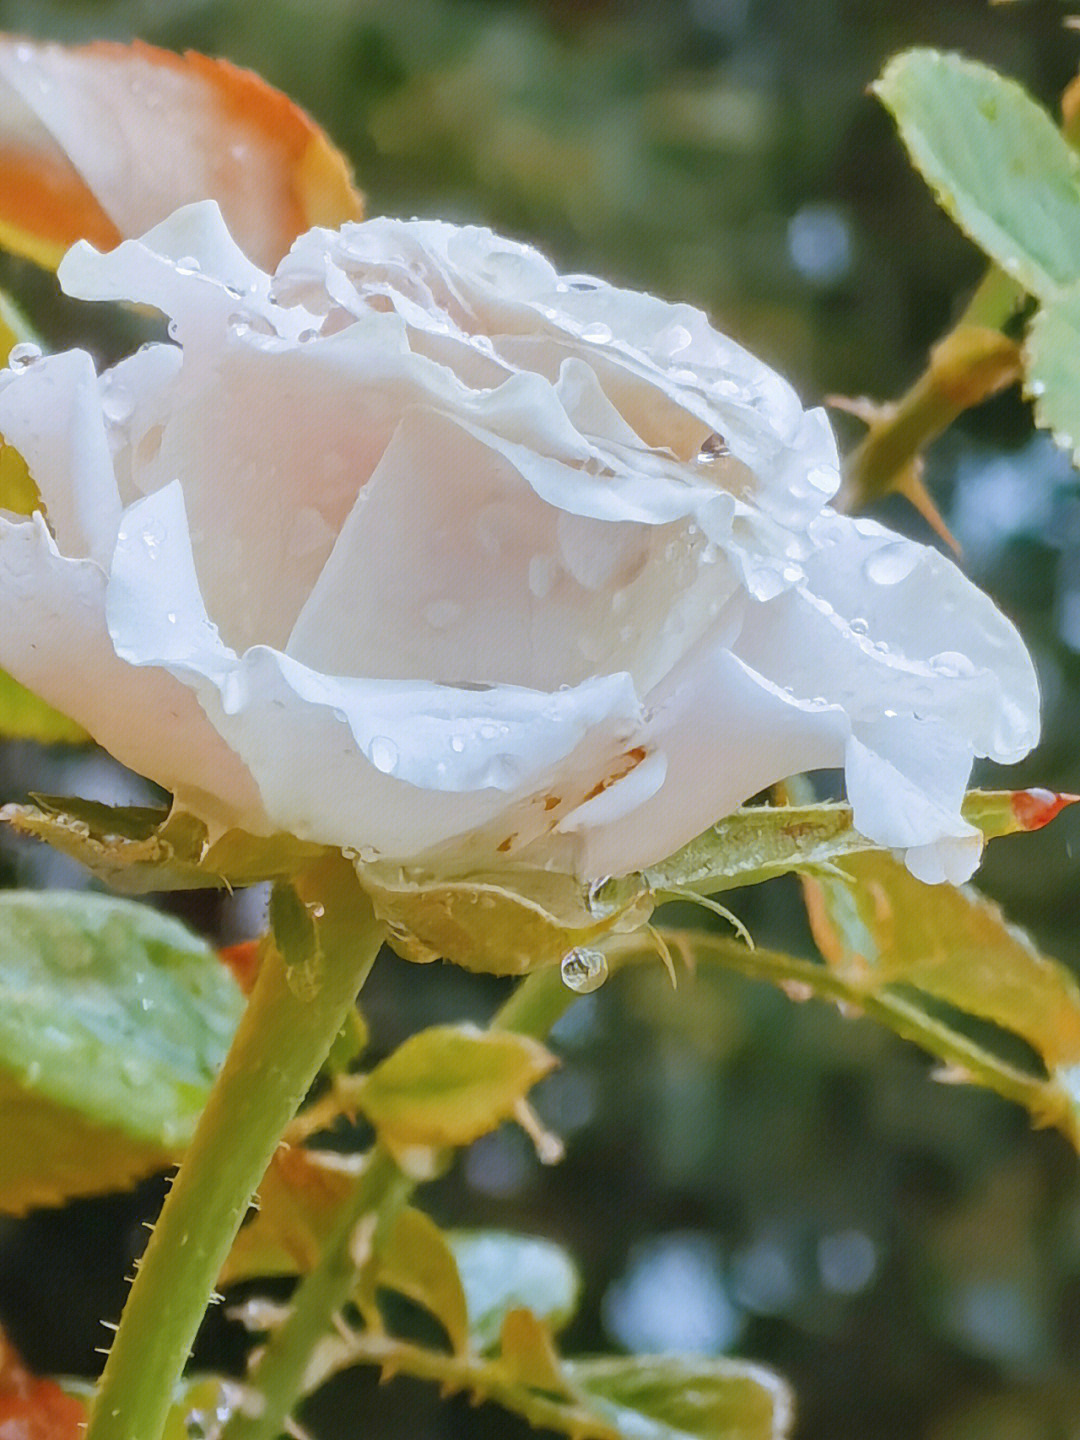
(288, 406), (738, 697)
(0, 350), (120, 565)
(733, 511), (1041, 761)
(105, 481), (651, 861)
(563, 644), (849, 877)
(0, 510), (261, 830)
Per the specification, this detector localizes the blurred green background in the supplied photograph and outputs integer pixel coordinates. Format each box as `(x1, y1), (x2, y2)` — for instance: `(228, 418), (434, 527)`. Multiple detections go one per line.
(3, 1), (1080, 1438)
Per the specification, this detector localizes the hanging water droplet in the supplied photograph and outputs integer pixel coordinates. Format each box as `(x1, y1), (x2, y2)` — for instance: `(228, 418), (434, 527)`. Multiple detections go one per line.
(863, 542), (919, 586)
(8, 341), (41, 370)
(368, 735), (399, 774)
(561, 947), (609, 994)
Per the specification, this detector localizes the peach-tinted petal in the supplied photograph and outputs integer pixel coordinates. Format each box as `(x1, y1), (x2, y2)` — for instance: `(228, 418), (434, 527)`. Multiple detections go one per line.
(0, 36), (362, 270)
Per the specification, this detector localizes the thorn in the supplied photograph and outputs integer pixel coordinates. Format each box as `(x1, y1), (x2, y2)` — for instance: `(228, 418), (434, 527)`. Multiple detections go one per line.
(513, 1098), (564, 1165)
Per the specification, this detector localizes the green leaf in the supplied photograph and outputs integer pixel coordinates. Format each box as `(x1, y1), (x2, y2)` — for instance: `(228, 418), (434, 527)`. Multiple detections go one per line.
(357, 1024), (557, 1151)
(0, 890), (244, 1212)
(1025, 288), (1080, 459)
(803, 852), (1080, 1141)
(378, 1208), (470, 1355)
(565, 1356), (793, 1440)
(449, 1230), (581, 1354)
(875, 49), (1080, 298)
(647, 790), (1057, 898)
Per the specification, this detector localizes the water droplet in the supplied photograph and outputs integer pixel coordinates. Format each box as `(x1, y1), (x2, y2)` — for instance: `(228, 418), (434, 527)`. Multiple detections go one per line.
(863, 542), (919, 586)
(661, 322), (693, 355)
(368, 736), (399, 774)
(849, 617), (870, 637)
(807, 464), (838, 494)
(561, 947), (609, 994)
(8, 341), (41, 370)
(101, 377), (134, 423)
(297, 327), (320, 343)
(579, 321), (612, 344)
(450, 734), (466, 753)
(929, 650), (977, 678)
(166, 611), (177, 624)
(175, 255), (202, 275)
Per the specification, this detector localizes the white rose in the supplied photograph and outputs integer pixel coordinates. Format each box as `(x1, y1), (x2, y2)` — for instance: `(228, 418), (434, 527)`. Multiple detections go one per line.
(0, 201), (1039, 885)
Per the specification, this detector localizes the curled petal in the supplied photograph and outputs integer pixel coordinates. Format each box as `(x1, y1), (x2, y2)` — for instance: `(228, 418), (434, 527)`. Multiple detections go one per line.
(0, 511), (262, 830)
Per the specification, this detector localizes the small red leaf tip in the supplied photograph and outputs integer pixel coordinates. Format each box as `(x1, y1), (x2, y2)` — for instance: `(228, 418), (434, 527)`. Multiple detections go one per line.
(1011, 788), (1080, 831)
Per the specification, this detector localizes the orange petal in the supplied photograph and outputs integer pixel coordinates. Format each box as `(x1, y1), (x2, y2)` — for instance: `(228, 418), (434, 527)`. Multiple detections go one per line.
(0, 36), (363, 271)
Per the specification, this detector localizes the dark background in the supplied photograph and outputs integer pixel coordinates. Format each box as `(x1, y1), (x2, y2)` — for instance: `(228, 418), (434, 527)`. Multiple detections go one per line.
(3, 2), (1080, 1437)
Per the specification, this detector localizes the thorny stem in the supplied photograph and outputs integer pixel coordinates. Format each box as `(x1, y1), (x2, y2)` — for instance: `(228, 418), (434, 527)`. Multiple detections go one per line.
(836, 263), (1024, 513)
(223, 961), (579, 1439)
(221, 1147), (412, 1440)
(85, 857), (384, 1440)
(613, 928), (1064, 1131)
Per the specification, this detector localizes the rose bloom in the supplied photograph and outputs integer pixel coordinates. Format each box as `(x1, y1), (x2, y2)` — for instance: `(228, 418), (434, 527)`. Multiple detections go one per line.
(0, 202), (1038, 885)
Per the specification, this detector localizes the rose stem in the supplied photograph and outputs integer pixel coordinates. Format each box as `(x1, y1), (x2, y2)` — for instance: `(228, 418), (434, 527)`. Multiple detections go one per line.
(85, 855), (384, 1440)
(837, 263), (1023, 513)
(221, 961), (578, 1440)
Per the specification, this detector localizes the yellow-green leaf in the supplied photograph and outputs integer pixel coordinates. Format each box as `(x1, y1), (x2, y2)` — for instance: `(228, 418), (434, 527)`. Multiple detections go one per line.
(647, 790), (1063, 897)
(356, 1025), (557, 1149)
(218, 1147), (365, 1288)
(378, 1208), (470, 1355)
(804, 852), (1080, 1141)
(0, 890), (243, 1212)
(0, 796), (329, 893)
(498, 1308), (571, 1396)
(565, 1355), (793, 1440)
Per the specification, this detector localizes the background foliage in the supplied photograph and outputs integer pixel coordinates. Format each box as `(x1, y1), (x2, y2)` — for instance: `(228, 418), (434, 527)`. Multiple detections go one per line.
(2, 2), (1080, 1437)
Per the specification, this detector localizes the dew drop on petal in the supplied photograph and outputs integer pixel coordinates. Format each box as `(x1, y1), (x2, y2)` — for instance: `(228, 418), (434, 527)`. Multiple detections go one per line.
(175, 255), (202, 275)
(849, 617), (870, 637)
(368, 736), (399, 774)
(580, 321), (612, 344)
(8, 341), (42, 370)
(863, 542), (919, 586)
(561, 947), (609, 994)
(929, 650), (977, 678)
